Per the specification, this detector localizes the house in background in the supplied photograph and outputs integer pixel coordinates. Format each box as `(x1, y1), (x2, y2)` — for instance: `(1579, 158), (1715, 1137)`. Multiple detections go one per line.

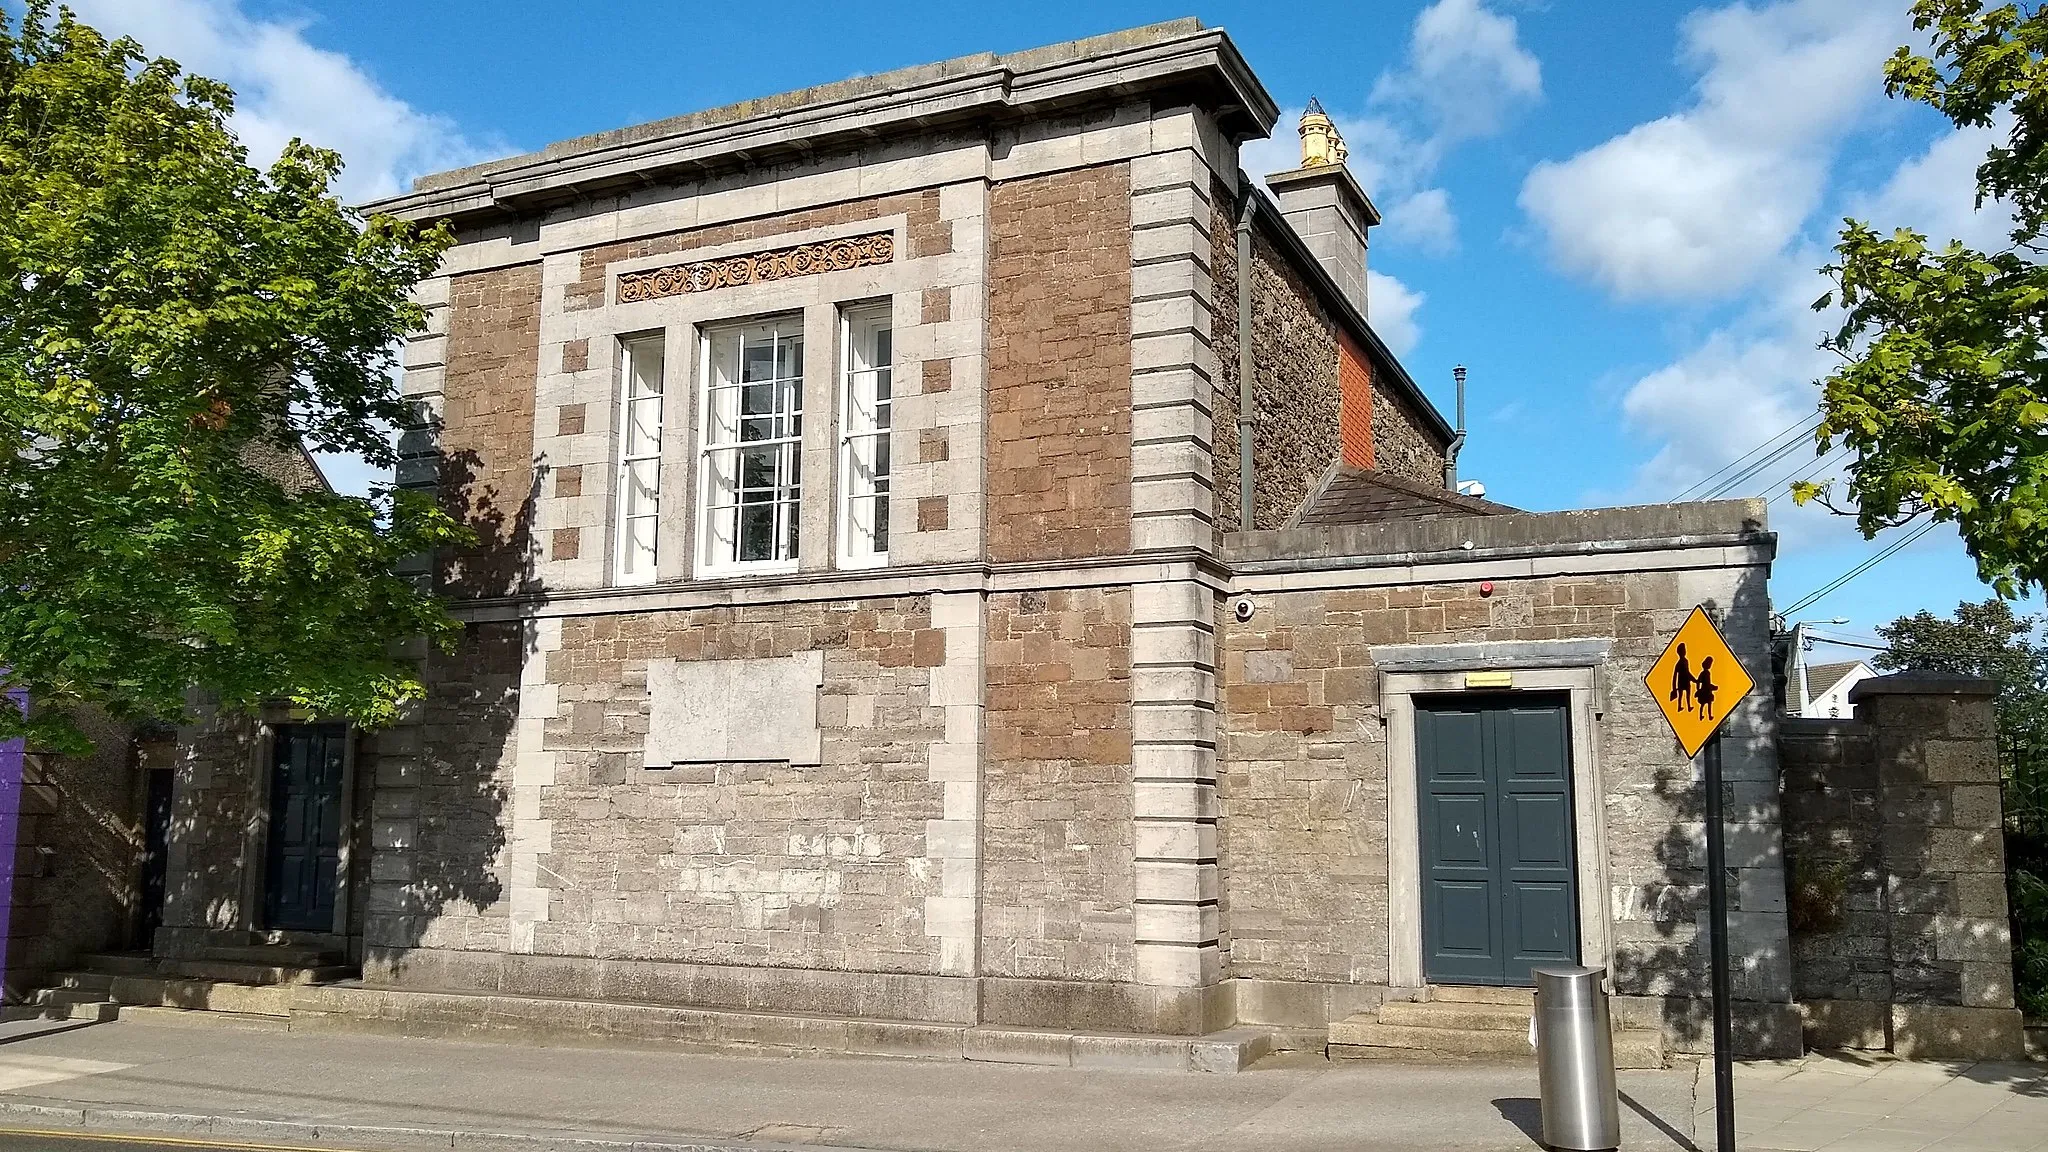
(9, 19), (2026, 1068)
(1792, 660), (1875, 719)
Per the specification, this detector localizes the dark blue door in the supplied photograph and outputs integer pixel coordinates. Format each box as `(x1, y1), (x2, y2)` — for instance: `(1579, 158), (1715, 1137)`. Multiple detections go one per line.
(264, 724), (346, 932)
(1418, 695), (1577, 986)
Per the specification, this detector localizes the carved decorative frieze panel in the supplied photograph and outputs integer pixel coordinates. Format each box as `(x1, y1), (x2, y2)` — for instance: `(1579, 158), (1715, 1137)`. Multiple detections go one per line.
(616, 231), (896, 303)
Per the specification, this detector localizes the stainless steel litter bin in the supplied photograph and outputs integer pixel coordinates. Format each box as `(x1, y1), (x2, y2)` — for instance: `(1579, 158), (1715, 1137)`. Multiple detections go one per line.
(1533, 964), (1621, 1152)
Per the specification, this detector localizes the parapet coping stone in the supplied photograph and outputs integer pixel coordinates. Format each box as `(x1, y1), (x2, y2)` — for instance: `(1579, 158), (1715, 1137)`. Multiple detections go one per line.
(365, 19), (1276, 221)
(1849, 672), (1997, 701)
(1227, 499), (1773, 568)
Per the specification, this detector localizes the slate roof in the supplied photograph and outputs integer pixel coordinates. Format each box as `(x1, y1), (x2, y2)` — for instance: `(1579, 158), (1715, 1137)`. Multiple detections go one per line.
(1293, 466), (1516, 527)
(1806, 661), (1868, 700)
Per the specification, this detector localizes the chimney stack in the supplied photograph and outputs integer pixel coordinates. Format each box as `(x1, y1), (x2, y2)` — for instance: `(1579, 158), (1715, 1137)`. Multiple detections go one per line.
(1265, 99), (1378, 318)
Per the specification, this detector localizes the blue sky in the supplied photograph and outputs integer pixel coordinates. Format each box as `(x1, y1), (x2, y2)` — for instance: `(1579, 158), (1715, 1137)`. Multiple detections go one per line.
(56, 0), (2040, 656)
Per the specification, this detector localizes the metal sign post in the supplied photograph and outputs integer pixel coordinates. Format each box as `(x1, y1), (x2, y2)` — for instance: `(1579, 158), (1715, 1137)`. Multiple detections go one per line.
(1642, 605), (1752, 1152)
(1701, 731), (1735, 1152)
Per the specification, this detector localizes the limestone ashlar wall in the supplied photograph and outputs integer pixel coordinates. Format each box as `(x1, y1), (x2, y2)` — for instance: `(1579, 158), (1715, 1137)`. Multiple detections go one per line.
(1780, 678), (2026, 1060)
(1209, 205), (1342, 534)
(986, 163), (1134, 562)
(980, 588), (1135, 984)
(534, 600), (946, 974)
(365, 621), (520, 966)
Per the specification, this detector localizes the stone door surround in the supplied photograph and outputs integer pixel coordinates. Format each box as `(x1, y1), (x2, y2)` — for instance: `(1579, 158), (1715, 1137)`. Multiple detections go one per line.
(1374, 639), (1613, 990)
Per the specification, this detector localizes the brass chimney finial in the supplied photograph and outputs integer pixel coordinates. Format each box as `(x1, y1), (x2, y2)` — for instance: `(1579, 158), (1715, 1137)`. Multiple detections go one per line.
(1299, 97), (1346, 168)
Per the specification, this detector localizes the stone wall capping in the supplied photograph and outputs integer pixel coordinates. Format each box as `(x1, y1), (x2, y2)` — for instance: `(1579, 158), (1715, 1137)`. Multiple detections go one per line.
(1226, 499), (1772, 568)
(362, 22), (1276, 224)
(1848, 672), (1998, 701)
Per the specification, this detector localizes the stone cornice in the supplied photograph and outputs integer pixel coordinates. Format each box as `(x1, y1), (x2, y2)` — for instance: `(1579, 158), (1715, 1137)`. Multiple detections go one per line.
(362, 24), (1277, 226)
(449, 549), (1237, 623)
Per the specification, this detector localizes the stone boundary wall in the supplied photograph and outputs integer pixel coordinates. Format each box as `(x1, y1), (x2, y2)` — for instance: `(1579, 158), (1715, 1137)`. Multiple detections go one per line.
(1780, 674), (2027, 1059)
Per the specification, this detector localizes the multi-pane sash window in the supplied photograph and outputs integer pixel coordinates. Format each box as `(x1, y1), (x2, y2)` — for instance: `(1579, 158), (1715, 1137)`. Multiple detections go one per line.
(700, 318), (803, 572)
(839, 304), (892, 566)
(615, 335), (664, 584)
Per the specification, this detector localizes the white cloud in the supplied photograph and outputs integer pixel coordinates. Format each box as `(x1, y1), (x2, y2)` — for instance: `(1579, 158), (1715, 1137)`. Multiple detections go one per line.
(1365, 270), (1425, 357)
(1848, 117), (2014, 249)
(1519, 0), (1905, 300)
(1251, 1), (1539, 257)
(1371, 0), (1543, 145)
(1616, 117), (2010, 555)
(63, 0), (494, 204)
(1387, 189), (1458, 255)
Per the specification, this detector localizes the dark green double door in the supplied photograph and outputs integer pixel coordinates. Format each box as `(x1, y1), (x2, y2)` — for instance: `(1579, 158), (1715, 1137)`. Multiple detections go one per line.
(1417, 694), (1578, 986)
(264, 724), (346, 932)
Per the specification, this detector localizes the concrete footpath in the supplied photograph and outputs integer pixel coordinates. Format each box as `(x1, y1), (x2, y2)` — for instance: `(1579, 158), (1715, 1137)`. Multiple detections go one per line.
(0, 1016), (1697, 1152)
(0, 1017), (2039, 1152)
(1708, 1052), (2048, 1152)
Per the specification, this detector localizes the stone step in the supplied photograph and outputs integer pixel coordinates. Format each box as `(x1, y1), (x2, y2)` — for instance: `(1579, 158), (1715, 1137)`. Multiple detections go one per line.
(113, 1005), (293, 1032)
(105, 976), (293, 1017)
(72, 956), (350, 986)
(1327, 1017), (1664, 1069)
(1378, 1000), (1532, 1032)
(32, 986), (107, 1009)
(285, 984), (1276, 1072)
(55, 972), (114, 995)
(1425, 985), (1535, 1007)
(75, 953), (153, 976)
(194, 945), (344, 969)
(55, 1000), (120, 1023)
(160, 959), (353, 986)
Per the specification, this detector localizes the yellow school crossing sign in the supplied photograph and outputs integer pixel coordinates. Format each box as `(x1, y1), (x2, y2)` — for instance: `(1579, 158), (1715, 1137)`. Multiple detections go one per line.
(1644, 606), (1754, 758)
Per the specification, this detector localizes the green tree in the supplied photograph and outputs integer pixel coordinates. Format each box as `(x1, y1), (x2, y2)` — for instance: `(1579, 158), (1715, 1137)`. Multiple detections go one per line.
(1803, 1), (2048, 597)
(0, 5), (464, 751)
(1874, 597), (2048, 1016)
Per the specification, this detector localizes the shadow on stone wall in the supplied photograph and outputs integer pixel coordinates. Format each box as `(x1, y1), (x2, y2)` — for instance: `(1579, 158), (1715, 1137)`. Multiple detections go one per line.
(1611, 578), (1796, 1059)
(358, 447), (529, 978)
(1780, 674), (2029, 1062)
(8, 708), (147, 993)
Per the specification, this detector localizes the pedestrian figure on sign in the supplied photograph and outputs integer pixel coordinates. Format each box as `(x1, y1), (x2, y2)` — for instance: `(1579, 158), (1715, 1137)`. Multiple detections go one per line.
(1695, 657), (1718, 722)
(1669, 643), (1694, 712)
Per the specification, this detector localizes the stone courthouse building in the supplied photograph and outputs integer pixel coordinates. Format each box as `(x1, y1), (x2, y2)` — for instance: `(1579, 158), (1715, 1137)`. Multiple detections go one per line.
(14, 20), (2029, 1068)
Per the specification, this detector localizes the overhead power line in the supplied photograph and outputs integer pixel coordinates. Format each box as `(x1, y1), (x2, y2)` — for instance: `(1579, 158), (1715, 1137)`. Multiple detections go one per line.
(1671, 412), (1822, 502)
(1766, 447), (1852, 507)
(1779, 520), (1938, 618)
(1701, 427), (1826, 502)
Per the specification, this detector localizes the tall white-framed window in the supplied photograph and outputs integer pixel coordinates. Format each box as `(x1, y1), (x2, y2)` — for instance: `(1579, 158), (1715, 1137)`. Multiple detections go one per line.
(699, 316), (803, 574)
(614, 333), (665, 585)
(838, 303), (892, 567)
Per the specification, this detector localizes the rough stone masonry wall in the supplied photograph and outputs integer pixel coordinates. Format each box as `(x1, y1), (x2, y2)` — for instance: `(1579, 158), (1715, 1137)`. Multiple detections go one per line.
(1372, 381), (1446, 491)
(1208, 203), (1345, 534)
(526, 600), (947, 975)
(438, 263), (543, 599)
(1779, 720), (1889, 1007)
(8, 710), (143, 988)
(1779, 681), (2026, 1059)
(980, 589), (1135, 983)
(986, 163), (1133, 562)
(1218, 564), (1794, 1052)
